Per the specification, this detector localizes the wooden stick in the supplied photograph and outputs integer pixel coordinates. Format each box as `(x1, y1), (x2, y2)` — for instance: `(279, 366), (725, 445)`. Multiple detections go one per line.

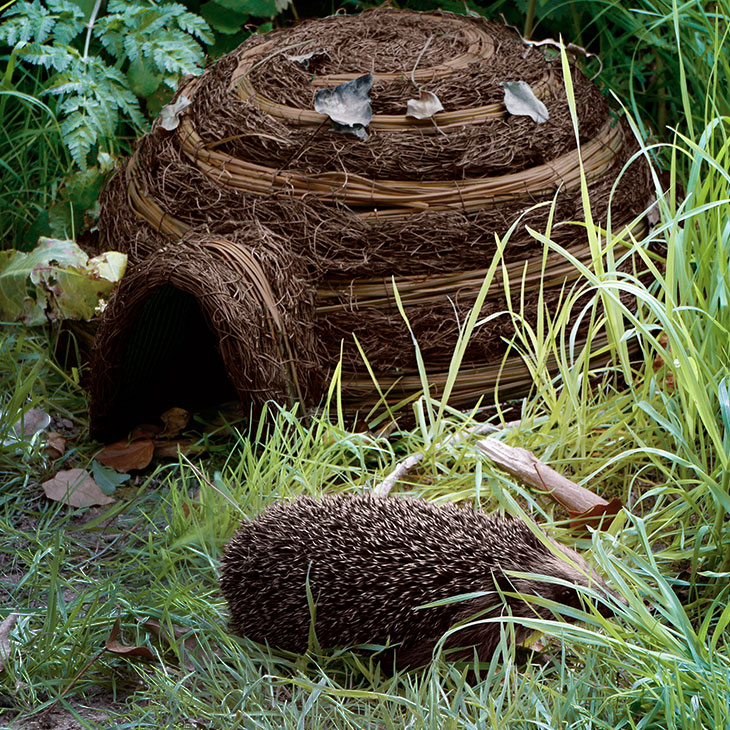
(373, 425), (609, 517)
(473, 437), (608, 513)
(373, 422), (505, 497)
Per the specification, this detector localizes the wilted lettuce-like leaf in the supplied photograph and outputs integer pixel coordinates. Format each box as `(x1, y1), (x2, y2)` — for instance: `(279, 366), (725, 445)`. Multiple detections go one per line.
(0, 237), (127, 326)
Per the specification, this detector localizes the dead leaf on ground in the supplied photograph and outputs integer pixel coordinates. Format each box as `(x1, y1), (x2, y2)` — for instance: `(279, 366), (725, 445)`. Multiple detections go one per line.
(130, 423), (163, 441)
(652, 333), (675, 392)
(569, 498), (624, 533)
(105, 617), (154, 659)
(646, 196), (661, 227)
(154, 439), (198, 459)
(0, 612), (18, 672)
(406, 90), (444, 120)
(13, 408), (51, 439)
(182, 488), (201, 518)
(142, 619), (201, 670)
(42, 469), (115, 508)
(46, 431), (66, 459)
(159, 407), (190, 438)
(97, 439), (154, 472)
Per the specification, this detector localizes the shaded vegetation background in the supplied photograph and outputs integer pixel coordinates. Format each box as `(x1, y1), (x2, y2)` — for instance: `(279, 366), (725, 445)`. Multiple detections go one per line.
(1, 0), (730, 728)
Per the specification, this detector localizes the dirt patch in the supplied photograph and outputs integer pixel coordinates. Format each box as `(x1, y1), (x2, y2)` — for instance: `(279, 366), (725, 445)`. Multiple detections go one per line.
(0, 693), (121, 730)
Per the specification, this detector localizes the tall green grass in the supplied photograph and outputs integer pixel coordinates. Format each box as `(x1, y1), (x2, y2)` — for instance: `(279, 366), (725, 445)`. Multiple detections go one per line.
(0, 66), (74, 251)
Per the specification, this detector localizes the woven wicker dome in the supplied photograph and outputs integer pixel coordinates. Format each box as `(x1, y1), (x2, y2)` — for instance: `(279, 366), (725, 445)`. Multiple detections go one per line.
(90, 8), (653, 439)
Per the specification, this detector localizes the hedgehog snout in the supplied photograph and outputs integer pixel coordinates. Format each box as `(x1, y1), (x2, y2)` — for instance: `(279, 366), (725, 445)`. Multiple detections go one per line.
(545, 539), (627, 616)
(555, 562), (627, 617)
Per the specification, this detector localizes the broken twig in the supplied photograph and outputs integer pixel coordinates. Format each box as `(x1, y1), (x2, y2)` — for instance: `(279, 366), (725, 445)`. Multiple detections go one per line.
(473, 437), (608, 513)
(373, 422), (509, 497)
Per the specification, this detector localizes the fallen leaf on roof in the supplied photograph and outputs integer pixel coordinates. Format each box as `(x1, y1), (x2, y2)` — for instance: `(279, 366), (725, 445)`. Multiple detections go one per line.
(159, 95), (192, 131)
(314, 74), (373, 140)
(406, 90), (444, 120)
(285, 49), (330, 70)
(500, 81), (549, 123)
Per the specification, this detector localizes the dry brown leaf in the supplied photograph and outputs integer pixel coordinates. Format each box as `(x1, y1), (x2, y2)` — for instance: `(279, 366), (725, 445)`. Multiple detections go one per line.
(130, 423), (163, 441)
(97, 439), (154, 472)
(46, 431), (66, 459)
(0, 613), (18, 672)
(142, 619), (200, 669)
(159, 407), (190, 438)
(11, 408), (51, 440)
(569, 498), (624, 533)
(652, 333), (669, 371)
(154, 439), (196, 459)
(652, 333), (675, 392)
(105, 617), (154, 659)
(181, 488), (201, 518)
(42, 468), (115, 508)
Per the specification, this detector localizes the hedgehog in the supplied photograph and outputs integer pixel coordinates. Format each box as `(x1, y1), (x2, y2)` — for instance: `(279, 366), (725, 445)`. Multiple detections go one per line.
(220, 493), (622, 669)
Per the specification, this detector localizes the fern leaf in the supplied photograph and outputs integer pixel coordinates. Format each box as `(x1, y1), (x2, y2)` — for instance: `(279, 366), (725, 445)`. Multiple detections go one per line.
(19, 42), (75, 72)
(0, 0), (55, 45)
(147, 33), (203, 76)
(174, 8), (214, 45)
(97, 26), (126, 59)
(46, 0), (85, 46)
(96, 1), (209, 76)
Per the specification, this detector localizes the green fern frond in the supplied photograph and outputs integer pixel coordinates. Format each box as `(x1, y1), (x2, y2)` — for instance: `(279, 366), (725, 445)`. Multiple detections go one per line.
(60, 110), (101, 171)
(44, 0), (84, 45)
(174, 9), (215, 44)
(0, 0), (84, 46)
(17, 42), (74, 72)
(0, 0), (56, 45)
(148, 34), (204, 77)
(47, 57), (145, 169)
(97, 1), (210, 75)
(3, 0), (211, 172)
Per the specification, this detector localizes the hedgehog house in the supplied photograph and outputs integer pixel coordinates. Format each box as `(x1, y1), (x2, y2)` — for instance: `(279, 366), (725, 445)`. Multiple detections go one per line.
(90, 8), (653, 439)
